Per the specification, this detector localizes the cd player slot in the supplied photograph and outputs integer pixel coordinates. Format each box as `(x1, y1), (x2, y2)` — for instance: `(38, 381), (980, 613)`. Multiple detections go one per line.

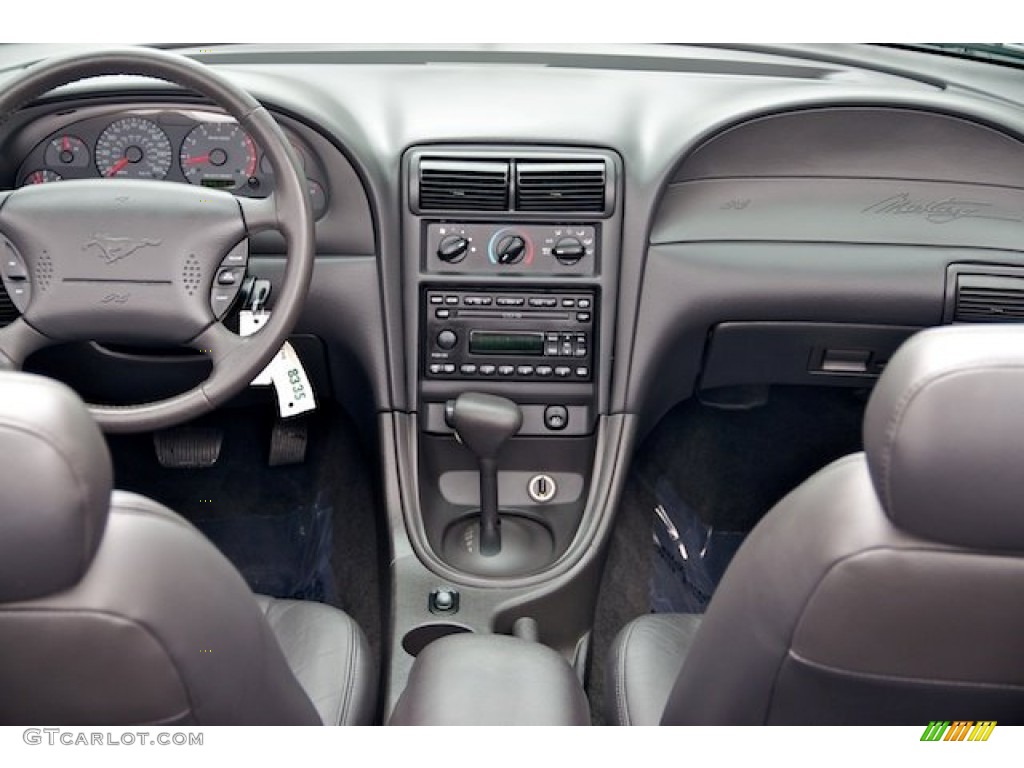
(457, 310), (570, 321)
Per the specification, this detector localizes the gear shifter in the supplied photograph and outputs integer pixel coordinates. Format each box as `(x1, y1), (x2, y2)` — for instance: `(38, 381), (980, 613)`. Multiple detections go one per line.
(445, 392), (522, 555)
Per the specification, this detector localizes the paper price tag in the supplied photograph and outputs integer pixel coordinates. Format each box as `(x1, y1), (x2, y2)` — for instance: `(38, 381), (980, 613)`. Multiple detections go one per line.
(240, 310), (273, 386)
(267, 342), (317, 418)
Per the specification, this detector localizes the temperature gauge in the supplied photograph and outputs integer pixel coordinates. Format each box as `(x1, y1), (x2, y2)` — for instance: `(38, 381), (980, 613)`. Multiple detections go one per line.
(44, 135), (89, 168)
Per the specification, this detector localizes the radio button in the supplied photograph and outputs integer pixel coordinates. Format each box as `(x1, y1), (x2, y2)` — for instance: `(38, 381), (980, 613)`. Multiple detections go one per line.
(536, 365), (553, 377)
(442, 364), (456, 374)
(577, 312), (592, 322)
(577, 298), (592, 309)
(460, 364), (478, 375)
(496, 296), (525, 307)
(429, 363), (443, 375)
(435, 309), (450, 319)
(561, 298), (576, 308)
(546, 332), (559, 342)
(575, 367), (590, 377)
(574, 347), (587, 357)
(528, 297), (557, 308)
(479, 365), (496, 376)
(545, 342), (559, 356)
(561, 342), (574, 356)
(437, 330), (458, 350)
(429, 295), (443, 305)
(498, 365), (515, 376)
(517, 365), (535, 376)
(554, 366), (572, 378)
(444, 296), (459, 305)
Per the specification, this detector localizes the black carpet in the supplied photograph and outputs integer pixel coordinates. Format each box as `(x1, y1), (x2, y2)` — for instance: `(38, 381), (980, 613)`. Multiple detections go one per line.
(105, 403), (386, 679)
(586, 385), (867, 723)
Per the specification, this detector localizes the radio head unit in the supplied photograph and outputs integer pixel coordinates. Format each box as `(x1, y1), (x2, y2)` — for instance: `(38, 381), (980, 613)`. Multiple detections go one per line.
(423, 288), (595, 382)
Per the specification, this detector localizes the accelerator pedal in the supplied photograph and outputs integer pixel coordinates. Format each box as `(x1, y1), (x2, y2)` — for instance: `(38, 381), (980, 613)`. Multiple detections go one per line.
(153, 427), (224, 469)
(269, 417), (309, 467)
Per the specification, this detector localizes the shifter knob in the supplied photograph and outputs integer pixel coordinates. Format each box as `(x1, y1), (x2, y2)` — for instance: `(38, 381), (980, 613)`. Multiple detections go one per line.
(445, 392), (522, 460)
(445, 393), (522, 556)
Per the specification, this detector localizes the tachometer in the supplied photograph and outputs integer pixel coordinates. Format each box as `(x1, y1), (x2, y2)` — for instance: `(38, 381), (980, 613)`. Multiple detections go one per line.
(95, 117), (173, 179)
(180, 122), (257, 190)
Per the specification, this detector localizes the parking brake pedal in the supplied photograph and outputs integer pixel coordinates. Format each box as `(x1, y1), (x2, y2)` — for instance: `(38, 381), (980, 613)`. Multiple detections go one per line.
(268, 417), (309, 467)
(153, 427), (224, 469)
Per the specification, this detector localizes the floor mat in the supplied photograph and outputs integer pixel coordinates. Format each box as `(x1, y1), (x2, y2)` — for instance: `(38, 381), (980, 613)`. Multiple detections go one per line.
(193, 493), (336, 602)
(649, 475), (745, 614)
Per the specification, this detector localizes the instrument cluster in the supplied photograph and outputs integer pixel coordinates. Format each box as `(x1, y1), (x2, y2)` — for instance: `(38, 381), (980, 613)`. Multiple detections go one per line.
(16, 108), (328, 218)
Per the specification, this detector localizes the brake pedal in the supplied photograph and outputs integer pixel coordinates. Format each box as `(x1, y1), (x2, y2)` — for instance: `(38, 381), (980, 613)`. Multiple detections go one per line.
(153, 427), (224, 469)
(268, 417), (308, 467)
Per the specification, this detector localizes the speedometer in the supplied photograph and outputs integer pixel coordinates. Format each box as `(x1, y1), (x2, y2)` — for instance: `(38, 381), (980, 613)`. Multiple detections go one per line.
(180, 122), (257, 190)
(95, 117), (172, 179)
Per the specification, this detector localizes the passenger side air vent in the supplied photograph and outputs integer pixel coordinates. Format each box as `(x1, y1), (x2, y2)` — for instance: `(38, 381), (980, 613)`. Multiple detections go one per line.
(0, 285), (16, 328)
(954, 274), (1024, 322)
(515, 161), (607, 213)
(418, 159), (510, 212)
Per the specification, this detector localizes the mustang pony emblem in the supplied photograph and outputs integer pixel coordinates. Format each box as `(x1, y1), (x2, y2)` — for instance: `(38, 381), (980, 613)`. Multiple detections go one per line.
(83, 234), (162, 264)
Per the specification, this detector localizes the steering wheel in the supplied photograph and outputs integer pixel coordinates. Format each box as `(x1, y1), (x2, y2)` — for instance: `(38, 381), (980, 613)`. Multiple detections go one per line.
(0, 47), (314, 433)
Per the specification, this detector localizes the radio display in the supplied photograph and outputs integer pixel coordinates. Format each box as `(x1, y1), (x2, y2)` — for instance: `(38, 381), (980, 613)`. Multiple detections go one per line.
(469, 331), (545, 355)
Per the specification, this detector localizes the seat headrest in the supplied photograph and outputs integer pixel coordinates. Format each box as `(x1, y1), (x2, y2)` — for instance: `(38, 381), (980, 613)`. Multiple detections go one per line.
(0, 372), (112, 602)
(864, 325), (1024, 550)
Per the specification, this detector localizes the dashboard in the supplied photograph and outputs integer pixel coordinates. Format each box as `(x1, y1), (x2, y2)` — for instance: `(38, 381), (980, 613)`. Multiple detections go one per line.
(2, 43), (1024, 713)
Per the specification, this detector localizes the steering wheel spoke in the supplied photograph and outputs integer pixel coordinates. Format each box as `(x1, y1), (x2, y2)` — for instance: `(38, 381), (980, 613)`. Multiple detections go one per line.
(190, 321), (247, 365)
(0, 318), (50, 370)
(237, 194), (278, 234)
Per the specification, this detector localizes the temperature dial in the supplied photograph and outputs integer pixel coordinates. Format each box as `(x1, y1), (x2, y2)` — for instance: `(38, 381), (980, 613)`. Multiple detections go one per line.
(437, 235), (470, 263)
(495, 235), (526, 265)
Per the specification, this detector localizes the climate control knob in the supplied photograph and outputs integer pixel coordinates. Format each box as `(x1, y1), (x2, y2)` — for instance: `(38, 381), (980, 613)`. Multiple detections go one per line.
(437, 235), (470, 263)
(552, 236), (585, 265)
(494, 234), (527, 265)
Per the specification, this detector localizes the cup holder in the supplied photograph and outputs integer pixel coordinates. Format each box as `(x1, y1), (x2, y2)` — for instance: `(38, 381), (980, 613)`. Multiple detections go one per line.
(401, 623), (473, 657)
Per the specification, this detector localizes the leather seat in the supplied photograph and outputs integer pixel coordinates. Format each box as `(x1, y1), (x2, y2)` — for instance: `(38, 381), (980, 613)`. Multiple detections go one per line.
(0, 372), (375, 725)
(609, 325), (1024, 725)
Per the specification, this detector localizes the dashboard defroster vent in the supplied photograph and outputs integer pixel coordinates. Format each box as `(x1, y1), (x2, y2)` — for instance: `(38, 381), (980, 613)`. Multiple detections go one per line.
(515, 161), (607, 213)
(955, 274), (1024, 323)
(418, 159), (510, 212)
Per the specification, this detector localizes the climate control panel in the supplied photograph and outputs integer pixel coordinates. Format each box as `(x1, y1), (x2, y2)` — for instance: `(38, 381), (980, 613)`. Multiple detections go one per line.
(424, 222), (597, 276)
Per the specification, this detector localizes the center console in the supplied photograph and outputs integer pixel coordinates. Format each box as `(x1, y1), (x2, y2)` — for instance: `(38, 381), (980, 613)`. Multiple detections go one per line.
(386, 145), (624, 712)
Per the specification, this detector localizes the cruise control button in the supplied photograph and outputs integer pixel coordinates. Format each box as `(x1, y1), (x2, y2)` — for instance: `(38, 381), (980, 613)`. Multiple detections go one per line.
(216, 268), (240, 286)
(2, 252), (28, 281)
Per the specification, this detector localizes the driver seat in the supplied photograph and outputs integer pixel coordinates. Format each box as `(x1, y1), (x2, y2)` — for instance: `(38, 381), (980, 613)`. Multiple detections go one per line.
(0, 371), (375, 725)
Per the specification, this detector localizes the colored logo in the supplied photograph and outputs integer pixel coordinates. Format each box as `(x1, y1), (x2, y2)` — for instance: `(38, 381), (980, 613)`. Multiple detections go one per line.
(920, 721), (996, 742)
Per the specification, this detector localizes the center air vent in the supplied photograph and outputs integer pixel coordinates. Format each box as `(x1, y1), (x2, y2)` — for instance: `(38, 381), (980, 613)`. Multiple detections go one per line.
(418, 159), (510, 212)
(515, 161), (607, 213)
(954, 274), (1024, 322)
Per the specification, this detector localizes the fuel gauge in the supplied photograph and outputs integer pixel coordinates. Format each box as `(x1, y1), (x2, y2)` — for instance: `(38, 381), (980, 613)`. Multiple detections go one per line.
(44, 135), (89, 168)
